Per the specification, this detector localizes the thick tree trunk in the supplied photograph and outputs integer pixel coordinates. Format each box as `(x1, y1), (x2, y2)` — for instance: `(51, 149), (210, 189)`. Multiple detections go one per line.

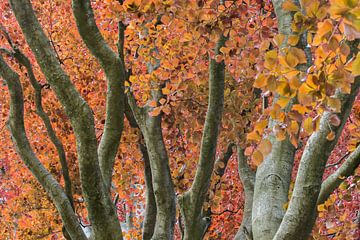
(142, 118), (176, 240)
(251, 1), (300, 239)
(273, 79), (360, 240)
(127, 90), (176, 239)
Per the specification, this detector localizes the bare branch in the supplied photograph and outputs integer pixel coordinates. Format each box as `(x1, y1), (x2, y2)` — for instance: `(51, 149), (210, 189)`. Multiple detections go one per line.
(9, 1), (122, 239)
(0, 55), (87, 240)
(234, 147), (255, 240)
(317, 145), (360, 205)
(72, 0), (127, 191)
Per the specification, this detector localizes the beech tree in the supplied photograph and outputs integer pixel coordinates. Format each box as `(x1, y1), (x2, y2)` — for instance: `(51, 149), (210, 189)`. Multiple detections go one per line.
(0, 0), (359, 240)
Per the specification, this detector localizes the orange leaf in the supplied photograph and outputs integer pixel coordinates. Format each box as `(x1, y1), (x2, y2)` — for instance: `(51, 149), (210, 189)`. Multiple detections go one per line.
(149, 107), (161, 117)
(252, 150), (264, 166)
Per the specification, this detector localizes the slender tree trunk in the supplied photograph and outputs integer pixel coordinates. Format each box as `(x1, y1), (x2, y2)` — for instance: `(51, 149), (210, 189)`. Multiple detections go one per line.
(234, 148), (255, 240)
(140, 142), (157, 240)
(179, 34), (227, 240)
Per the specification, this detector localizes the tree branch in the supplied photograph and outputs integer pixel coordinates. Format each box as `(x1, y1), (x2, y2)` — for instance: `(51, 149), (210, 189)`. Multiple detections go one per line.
(72, 0), (127, 191)
(317, 145), (360, 205)
(178, 34), (227, 240)
(0, 55), (87, 240)
(274, 68), (360, 240)
(0, 25), (74, 208)
(234, 147), (255, 240)
(9, 1), (123, 239)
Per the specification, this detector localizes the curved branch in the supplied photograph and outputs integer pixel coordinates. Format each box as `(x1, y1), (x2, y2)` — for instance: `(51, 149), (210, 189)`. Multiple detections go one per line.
(9, 1), (122, 239)
(72, 0), (127, 191)
(7, 41), (74, 208)
(317, 145), (360, 205)
(179, 34), (227, 240)
(0, 55), (87, 240)
(274, 79), (360, 240)
(234, 147), (255, 240)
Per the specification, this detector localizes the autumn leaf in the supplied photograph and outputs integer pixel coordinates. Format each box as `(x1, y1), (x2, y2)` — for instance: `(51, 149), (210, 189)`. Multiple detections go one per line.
(252, 150), (264, 166)
(258, 139), (272, 156)
(149, 107), (162, 117)
(282, 0), (300, 12)
(303, 117), (314, 135)
(351, 53), (360, 76)
(326, 131), (336, 141)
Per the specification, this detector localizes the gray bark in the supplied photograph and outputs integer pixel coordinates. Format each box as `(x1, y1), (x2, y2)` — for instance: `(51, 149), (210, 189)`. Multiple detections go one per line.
(127, 90), (176, 240)
(317, 145), (360, 205)
(140, 142), (157, 240)
(178, 35), (227, 240)
(273, 80), (360, 240)
(251, 1), (301, 239)
(9, 1), (123, 239)
(124, 101), (157, 240)
(0, 55), (87, 240)
(72, 0), (126, 192)
(234, 148), (255, 240)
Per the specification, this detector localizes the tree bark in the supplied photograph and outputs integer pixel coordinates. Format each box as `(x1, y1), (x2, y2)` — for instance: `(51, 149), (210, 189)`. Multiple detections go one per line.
(251, 1), (301, 239)
(0, 55), (87, 240)
(72, 0), (126, 192)
(234, 148), (255, 240)
(317, 145), (360, 205)
(140, 142), (157, 240)
(127, 90), (176, 240)
(273, 80), (360, 240)
(9, 1), (123, 239)
(178, 34), (226, 240)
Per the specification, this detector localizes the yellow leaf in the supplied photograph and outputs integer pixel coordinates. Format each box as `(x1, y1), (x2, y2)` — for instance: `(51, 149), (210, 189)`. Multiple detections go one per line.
(252, 150), (264, 166)
(277, 96), (291, 108)
(289, 121), (299, 133)
(288, 35), (300, 46)
(220, 47), (231, 54)
(264, 50), (278, 69)
(316, 20), (333, 39)
(303, 117), (314, 135)
(282, 0), (300, 12)
(273, 34), (285, 47)
(247, 131), (261, 142)
(352, 52), (360, 76)
(317, 204), (326, 212)
(254, 74), (269, 88)
(254, 119), (268, 134)
(162, 87), (171, 95)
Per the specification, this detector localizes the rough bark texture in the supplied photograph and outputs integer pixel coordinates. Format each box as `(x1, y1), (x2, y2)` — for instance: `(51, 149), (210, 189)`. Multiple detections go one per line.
(124, 99), (157, 239)
(127, 90), (176, 240)
(273, 79), (360, 240)
(234, 148), (255, 240)
(0, 55), (87, 240)
(12, 47), (74, 208)
(317, 145), (360, 205)
(178, 35), (226, 240)
(72, 0), (126, 191)
(9, 1), (123, 239)
(251, 1), (300, 239)
(140, 142), (157, 240)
